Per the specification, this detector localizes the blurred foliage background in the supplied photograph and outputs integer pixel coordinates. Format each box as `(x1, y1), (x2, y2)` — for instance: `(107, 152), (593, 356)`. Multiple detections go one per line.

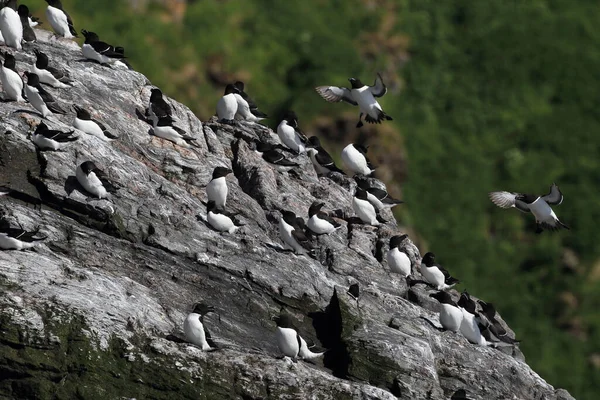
(28, 0), (599, 397)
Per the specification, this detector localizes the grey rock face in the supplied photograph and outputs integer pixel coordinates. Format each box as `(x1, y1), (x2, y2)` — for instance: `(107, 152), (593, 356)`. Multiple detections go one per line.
(0, 30), (574, 400)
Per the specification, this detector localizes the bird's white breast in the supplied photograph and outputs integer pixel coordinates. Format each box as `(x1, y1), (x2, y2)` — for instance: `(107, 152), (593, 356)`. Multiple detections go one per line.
(439, 304), (463, 332)
(76, 168), (107, 198)
(351, 86), (382, 116)
(207, 177), (228, 208)
(277, 122), (304, 154)
(279, 218), (302, 252)
(74, 118), (104, 138)
(341, 145), (370, 175)
(528, 198), (554, 222)
(0, 7), (22, 49)
(276, 327), (300, 358)
(183, 312), (210, 350)
(387, 248), (411, 276)
(46, 6), (72, 38)
(207, 211), (235, 232)
(33, 133), (60, 151)
(459, 309), (486, 345)
(352, 197), (378, 225)
(217, 94), (238, 120)
(307, 214), (335, 234)
(1, 66), (24, 101)
(420, 263), (445, 288)
(25, 85), (50, 117)
(0, 234), (30, 250)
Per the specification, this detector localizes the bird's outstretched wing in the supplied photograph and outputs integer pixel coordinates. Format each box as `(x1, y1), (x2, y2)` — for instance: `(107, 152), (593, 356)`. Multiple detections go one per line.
(315, 86), (358, 105)
(489, 191), (530, 213)
(542, 183), (563, 205)
(369, 73), (387, 97)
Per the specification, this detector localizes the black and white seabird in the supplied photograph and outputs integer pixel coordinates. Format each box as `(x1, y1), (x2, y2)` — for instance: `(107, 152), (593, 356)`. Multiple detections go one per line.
(18, 5), (35, 44)
(277, 111), (307, 154)
(279, 210), (310, 254)
(341, 143), (375, 176)
(73, 105), (117, 141)
(489, 183), (569, 233)
(307, 201), (341, 235)
(152, 115), (195, 147)
(430, 291), (463, 332)
(306, 136), (344, 175)
(206, 166), (232, 208)
(234, 81), (267, 121)
(347, 283), (360, 300)
(32, 122), (78, 151)
(24, 72), (67, 118)
(206, 201), (238, 233)
(0, 0), (22, 50)
(457, 291), (487, 345)
(476, 300), (519, 345)
(32, 50), (71, 89)
(272, 314), (324, 360)
(451, 389), (469, 400)
(387, 234), (411, 276)
(76, 161), (116, 199)
(355, 177), (403, 210)
(216, 84), (240, 124)
(81, 30), (125, 65)
(315, 73), (392, 128)
(147, 88), (174, 126)
(420, 252), (459, 290)
(183, 303), (215, 351)
(249, 141), (299, 168)
(0, 223), (47, 251)
(353, 187), (383, 226)
(1, 51), (25, 102)
(45, 0), (77, 38)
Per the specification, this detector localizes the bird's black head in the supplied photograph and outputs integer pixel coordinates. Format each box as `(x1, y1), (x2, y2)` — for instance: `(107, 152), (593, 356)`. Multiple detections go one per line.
(224, 84), (240, 95)
(422, 252), (435, 266)
(272, 314), (293, 329)
(2, 52), (16, 69)
(45, 0), (62, 6)
(81, 30), (100, 43)
(34, 49), (49, 69)
(348, 77), (364, 89)
(389, 234), (408, 249)
(429, 290), (453, 305)
(353, 143), (369, 155)
(212, 166), (232, 179)
(306, 136), (321, 148)
(516, 193), (538, 204)
(25, 72), (40, 87)
(308, 201), (324, 218)
(282, 111), (299, 126)
(35, 122), (48, 133)
(478, 300), (496, 317)
(281, 210), (298, 225)
(192, 302), (215, 316)
(72, 105), (91, 120)
(354, 176), (371, 191)
(458, 291), (476, 313)
(17, 4), (29, 18)
(150, 88), (163, 102)
(80, 161), (97, 175)
(4, 0), (17, 10)
(234, 81), (245, 92)
(354, 187), (369, 200)
(253, 141), (272, 153)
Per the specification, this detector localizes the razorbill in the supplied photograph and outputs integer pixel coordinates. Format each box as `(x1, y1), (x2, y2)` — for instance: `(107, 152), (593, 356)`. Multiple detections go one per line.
(249, 141), (299, 168)
(216, 84), (239, 124)
(18, 5), (35, 43)
(0, 0), (22, 50)
(279, 210), (309, 254)
(76, 161), (116, 199)
(206, 167), (232, 208)
(206, 201), (238, 233)
(451, 389), (469, 400)
(32, 122), (78, 151)
(272, 314), (324, 360)
(152, 115), (195, 147)
(457, 291), (486, 345)
(277, 111), (307, 154)
(32, 50), (71, 88)
(353, 187), (382, 226)
(73, 105), (117, 140)
(81, 30), (125, 65)
(429, 291), (463, 332)
(420, 252), (459, 290)
(315, 73), (392, 127)
(355, 177), (403, 210)
(341, 143), (375, 176)
(477, 300), (519, 344)
(347, 283), (360, 300)
(234, 81), (267, 120)
(147, 88), (173, 126)
(0, 224), (47, 251)
(307, 201), (341, 235)
(233, 83), (265, 123)
(387, 234), (411, 276)
(183, 303), (215, 350)
(489, 183), (569, 233)
(1, 51), (25, 102)
(45, 0), (77, 38)
(306, 136), (344, 175)
(24, 72), (67, 118)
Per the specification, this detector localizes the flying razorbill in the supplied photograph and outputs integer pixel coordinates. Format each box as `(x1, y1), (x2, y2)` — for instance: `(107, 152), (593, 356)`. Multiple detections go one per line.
(73, 105), (118, 141)
(355, 176), (403, 210)
(206, 166), (232, 208)
(0, 0), (23, 50)
(33, 50), (71, 88)
(489, 183), (568, 233)
(419, 252), (459, 290)
(306, 136), (344, 175)
(429, 290), (463, 332)
(249, 141), (299, 168)
(272, 314), (324, 361)
(81, 30), (125, 65)
(1, 51), (25, 102)
(75, 161), (116, 199)
(45, 0), (77, 38)
(18, 5), (36, 44)
(315, 73), (392, 128)
(32, 122), (78, 151)
(307, 202), (341, 235)
(0, 223), (47, 250)
(183, 303), (215, 351)
(234, 81), (267, 121)
(24, 72), (67, 118)
(387, 234), (411, 276)
(341, 143), (375, 176)
(277, 111), (307, 154)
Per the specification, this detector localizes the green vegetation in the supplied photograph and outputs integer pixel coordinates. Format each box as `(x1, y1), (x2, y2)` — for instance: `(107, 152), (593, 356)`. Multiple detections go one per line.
(27, 0), (600, 397)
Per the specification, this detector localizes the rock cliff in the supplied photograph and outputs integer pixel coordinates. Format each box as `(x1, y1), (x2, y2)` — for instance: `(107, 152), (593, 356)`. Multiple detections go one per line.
(0, 30), (575, 399)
